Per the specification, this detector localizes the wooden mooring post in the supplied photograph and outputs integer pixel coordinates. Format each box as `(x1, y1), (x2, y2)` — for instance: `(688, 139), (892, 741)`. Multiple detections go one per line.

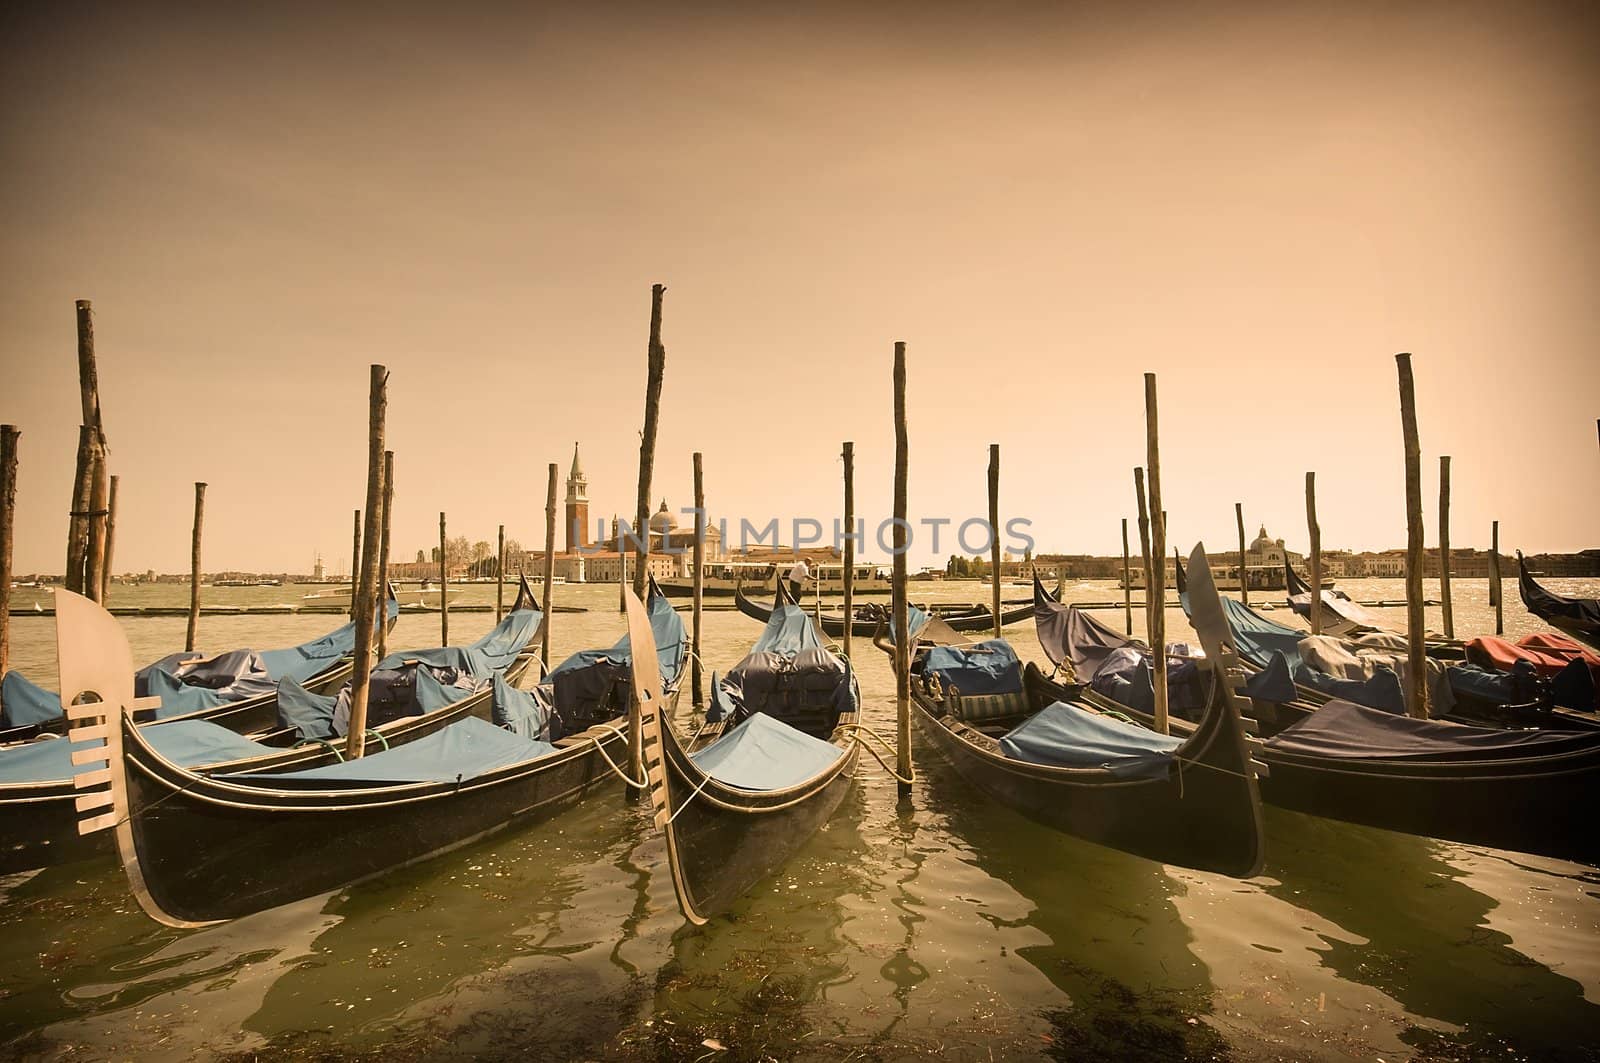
(626, 285), (667, 788)
(1143, 373), (1168, 735)
(65, 300), (105, 597)
(438, 512), (449, 645)
(1133, 467), (1152, 641)
(1306, 471), (1323, 635)
(842, 441), (855, 663)
(496, 524), (506, 622)
(891, 342), (913, 796)
(988, 444), (1002, 638)
(1, 425), (19, 681)
(1490, 520), (1503, 635)
(376, 451), (394, 662)
(692, 451), (705, 707)
(1235, 502), (1249, 606)
(350, 508), (361, 618)
(186, 482), (206, 653)
(1438, 455), (1454, 640)
(345, 365), (389, 758)
(101, 475), (119, 603)
(1121, 518), (1133, 634)
(542, 463), (557, 670)
(84, 447), (109, 604)
(1396, 353), (1428, 719)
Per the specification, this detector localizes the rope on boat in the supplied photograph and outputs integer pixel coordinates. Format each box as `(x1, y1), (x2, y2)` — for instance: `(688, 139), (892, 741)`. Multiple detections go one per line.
(838, 723), (917, 785)
(666, 764), (717, 825)
(586, 723), (649, 789)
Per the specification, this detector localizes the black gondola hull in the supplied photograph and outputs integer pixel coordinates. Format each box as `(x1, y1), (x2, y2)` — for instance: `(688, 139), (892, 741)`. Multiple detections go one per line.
(913, 683), (1264, 877)
(659, 722), (858, 922)
(120, 713), (635, 923)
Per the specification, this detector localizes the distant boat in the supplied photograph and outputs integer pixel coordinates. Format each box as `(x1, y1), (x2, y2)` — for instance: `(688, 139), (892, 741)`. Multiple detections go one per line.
(215, 578), (282, 588)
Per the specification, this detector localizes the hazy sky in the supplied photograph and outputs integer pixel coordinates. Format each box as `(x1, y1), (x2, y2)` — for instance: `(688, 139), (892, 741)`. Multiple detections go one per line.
(2, 1), (1596, 573)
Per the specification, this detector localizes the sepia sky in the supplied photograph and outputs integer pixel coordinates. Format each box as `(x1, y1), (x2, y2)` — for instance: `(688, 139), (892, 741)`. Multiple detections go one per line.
(2, 1), (1596, 574)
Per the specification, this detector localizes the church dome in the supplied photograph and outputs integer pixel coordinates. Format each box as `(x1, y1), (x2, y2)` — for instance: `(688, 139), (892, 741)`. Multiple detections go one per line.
(650, 499), (678, 532)
(1250, 525), (1275, 551)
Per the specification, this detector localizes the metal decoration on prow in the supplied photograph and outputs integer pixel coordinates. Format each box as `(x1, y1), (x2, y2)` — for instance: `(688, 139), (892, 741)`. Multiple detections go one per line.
(622, 587), (671, 827)
(56, 590), (193, 927)
(1174, 543), (1270, 784)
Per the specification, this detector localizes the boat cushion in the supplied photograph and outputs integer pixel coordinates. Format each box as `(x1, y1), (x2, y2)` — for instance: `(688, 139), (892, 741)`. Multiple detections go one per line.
(1265, 699), (1600, 761)
(999, 702), (1181, 780)
(947, 689), (1030, 723)
(1, 670), (63, 729)
(921, 640), (1022, 696)
(0, 720), (274, 785)
(229, 716), (555, 787)
(689, 711), (844, 791)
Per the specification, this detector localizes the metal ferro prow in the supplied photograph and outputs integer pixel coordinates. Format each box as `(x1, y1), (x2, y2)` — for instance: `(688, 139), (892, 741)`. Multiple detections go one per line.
(1180, 542), (1269, 780)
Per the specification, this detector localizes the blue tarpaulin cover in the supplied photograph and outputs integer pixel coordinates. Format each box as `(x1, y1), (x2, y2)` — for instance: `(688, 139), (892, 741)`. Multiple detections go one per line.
(689, 711), (844, 791)
(1243, 651), (1298, 703)
(890, 605), (931, 645)
(923, 640), (1022, 696)
(753, 603), (826, 656)
(0, 719), (273, 785)
(1, 671), (64, 729)
(228, 716), (555, 787)
(999, 702), (1182, 779)
(276, 676), (341, 741)
(546, 591), (686, 688)
(143, 667), (231, 718)
(492, 674), (553, 741)
(1266, 699), (1600, 760)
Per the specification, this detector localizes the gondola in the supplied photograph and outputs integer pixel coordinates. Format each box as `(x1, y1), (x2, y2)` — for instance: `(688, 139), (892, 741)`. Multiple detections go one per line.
(0, 591), (399, 743)
(877, 543), (1266, 878)
(733, 579), (1033, 637)
(1039, 562), (1600, 865)
(60, 581), (687, 926)
(1, 581), (540, 875)
(1519, 552), (1600, 650)
(631, 584), (860, 925)
(1172, 556), (1595, 732)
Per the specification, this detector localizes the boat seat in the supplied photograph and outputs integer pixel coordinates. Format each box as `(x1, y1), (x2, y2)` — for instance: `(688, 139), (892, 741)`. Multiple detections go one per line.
(947, 689), (1030, 724)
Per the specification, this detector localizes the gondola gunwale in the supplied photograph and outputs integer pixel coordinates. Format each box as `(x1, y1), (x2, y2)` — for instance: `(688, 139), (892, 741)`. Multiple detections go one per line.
(733, 579), (1033, 637)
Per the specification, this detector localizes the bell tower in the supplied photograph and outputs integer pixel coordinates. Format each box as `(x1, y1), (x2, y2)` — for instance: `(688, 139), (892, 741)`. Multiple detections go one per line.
(565, 442), (589, 552)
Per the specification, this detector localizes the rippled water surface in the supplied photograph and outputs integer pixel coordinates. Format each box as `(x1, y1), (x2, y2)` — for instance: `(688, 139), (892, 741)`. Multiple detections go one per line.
(2, 577), (1598, 1060)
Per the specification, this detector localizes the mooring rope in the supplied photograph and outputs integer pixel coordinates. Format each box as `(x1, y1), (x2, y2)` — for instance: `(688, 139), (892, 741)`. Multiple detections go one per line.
(586, 723), (649, 789)
(837, 722), (917, 785)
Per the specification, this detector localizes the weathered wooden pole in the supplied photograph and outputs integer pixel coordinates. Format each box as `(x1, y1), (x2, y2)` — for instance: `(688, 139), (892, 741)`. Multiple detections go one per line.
(185, 482), (206, 652)
(349, 508), (361, 619)
(631, 283), (667, 603)
(692, 451), (706, 707)
(65, 301), (104, 596)
(541, 463), (557, 669)
(842, 441), (856, 663)
(617, 518), (627, 614)
(376, 450), (394, 662)
(1133, 467), (1153, 639)
(344, 365), (388, 759)
(495, 524), (506, 622)
(100, 474), (119, 603)
(628, 285), (666, 787)
(1143, 373), (1168, 735)
(1396, 353), (1428, 719)
(84, 450), (109, 603)
(988, 443), (1002, 638)
(1438, 455), (1454, 640)
(892, 342), (913, 796)
(65, 425), (95, 594)
(438, 511), (449, 645)
(1305, 471), (1323, 635)
(1235, 502), (1249, 605)
(1120, 517), (1133, 634)
(1490, 520), (1503, 635)
(0, 426), (18, 680)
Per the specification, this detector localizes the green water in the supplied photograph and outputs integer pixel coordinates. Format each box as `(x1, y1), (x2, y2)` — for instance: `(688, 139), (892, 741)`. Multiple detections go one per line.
(2, 578), (1598, 1061)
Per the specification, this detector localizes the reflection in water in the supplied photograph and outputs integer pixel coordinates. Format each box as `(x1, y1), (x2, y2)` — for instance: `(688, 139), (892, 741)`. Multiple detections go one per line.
(1262, 806), (1600, 1056)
